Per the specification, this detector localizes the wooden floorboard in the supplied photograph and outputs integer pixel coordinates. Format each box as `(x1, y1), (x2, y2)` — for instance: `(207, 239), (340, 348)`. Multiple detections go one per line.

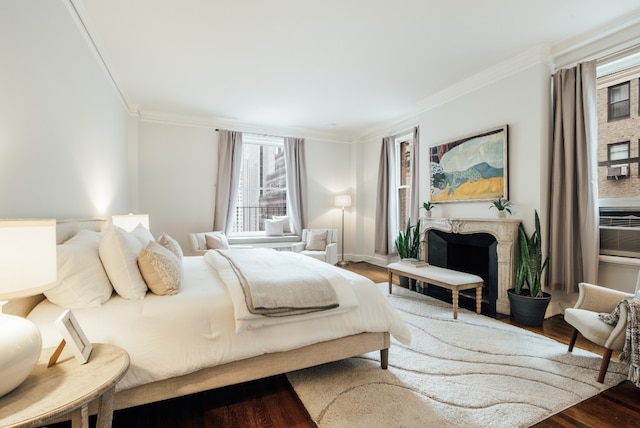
(48, 261), (639, 427)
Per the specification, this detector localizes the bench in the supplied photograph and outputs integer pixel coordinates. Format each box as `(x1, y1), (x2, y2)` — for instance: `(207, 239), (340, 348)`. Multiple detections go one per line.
(387, 262), (484, 319)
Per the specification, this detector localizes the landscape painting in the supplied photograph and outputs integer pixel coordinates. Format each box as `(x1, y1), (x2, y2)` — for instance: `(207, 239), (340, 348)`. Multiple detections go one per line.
(430, 125), (508, 202)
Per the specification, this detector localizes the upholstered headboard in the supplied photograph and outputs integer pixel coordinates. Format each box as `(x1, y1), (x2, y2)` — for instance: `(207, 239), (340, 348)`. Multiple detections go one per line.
(1, 218), (107, 317)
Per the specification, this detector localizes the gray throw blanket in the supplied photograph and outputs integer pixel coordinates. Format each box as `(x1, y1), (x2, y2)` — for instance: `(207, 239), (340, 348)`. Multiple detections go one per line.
(599, 298), (640, 387)
(216, 249), (339, 317)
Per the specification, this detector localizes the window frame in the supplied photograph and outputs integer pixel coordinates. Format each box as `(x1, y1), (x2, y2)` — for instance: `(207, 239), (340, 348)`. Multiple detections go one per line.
(607, 81), (630, 121)
(394, 133), (413, 233)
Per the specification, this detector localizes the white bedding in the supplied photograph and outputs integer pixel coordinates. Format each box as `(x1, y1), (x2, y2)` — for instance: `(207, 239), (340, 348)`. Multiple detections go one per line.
(28, 256), (411, 392)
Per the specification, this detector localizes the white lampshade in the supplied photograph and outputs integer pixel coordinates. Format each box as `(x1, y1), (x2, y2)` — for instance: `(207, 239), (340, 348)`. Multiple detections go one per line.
(112, 213), (150, 232)
(335, 194), (352, 209)
(0, 219), (57, 300)
(0, 219), (57, 397)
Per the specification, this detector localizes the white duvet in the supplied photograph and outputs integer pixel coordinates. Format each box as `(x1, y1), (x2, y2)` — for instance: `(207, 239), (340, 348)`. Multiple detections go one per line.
(28, 256), (411, 392)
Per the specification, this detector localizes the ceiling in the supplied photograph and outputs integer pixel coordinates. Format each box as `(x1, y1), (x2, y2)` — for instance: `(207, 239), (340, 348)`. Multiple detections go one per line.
(73, 0), (640, 139)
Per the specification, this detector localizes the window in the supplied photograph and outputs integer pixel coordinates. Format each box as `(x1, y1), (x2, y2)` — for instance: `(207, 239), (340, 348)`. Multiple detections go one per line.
(395, 135), (413, 232)
(232, 134), (287, 233)
(606, 141), (631, 179)
(608, 81), (630, 120)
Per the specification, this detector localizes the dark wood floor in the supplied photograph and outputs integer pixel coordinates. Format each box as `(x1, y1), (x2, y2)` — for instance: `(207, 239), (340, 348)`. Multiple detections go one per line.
(52, 262), (639, 428)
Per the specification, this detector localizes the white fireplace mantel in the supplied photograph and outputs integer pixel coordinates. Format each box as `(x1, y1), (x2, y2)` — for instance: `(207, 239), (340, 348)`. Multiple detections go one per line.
(421, 217), (521, 315)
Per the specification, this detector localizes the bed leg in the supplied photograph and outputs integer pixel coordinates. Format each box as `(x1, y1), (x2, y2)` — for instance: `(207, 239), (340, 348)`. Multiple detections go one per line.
(380, 348), (388, 369)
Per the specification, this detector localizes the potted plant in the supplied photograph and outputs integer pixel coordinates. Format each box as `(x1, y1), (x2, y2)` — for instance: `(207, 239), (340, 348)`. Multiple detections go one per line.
(507, 210), (551, 326)
(396, 219), (422, 289)
(490, 197), (512, 218)
(423, 201), (436, 218)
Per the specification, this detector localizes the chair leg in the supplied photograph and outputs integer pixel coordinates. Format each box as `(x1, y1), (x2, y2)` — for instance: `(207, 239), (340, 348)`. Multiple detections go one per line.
(597, 349), (613, 383)
(568, 328), (579, 352)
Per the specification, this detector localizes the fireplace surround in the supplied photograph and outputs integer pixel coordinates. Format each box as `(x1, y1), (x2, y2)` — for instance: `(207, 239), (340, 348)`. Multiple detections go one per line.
(421, 218), (520, 316)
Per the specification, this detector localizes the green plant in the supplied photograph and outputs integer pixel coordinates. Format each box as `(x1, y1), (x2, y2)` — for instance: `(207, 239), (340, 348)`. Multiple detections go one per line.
(396, 219), (421, 259)
(423, 201), (436, 212)
(515, 210), (550, 298)
(490, 197), (512, 214)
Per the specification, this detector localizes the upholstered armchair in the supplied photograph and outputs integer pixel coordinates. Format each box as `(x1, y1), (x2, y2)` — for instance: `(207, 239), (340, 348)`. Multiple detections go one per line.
(564, 274), (640, 383)
(291, 229), (338, 265)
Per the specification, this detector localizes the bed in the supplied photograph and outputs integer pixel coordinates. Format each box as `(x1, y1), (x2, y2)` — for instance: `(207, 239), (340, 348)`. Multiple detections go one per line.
(3, 219), (410, 414)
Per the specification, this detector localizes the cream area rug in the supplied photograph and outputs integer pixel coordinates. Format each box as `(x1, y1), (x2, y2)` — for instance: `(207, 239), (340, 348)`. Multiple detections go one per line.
(287, 283), (628, 428)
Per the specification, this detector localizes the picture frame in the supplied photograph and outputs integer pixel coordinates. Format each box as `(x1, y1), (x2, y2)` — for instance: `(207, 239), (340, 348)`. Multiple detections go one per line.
(55, 309), (93, 364)
(429, 125), (508, 203)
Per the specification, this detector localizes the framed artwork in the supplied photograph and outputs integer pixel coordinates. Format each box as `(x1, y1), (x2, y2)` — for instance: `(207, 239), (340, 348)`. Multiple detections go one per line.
(55, 309), (93, 364)
(429, 125), (508, 203)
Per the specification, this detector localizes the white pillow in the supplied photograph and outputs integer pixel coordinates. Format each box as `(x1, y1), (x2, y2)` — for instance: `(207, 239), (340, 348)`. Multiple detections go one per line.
(138, 241), (182, 296)
(99, 226), (148, 299)
(158, 232), (183, 260)
(273, 215), (292, 233)
(265, 219), (285, 236)
(44, 230), (113, 308)
(306, 230), (328, 251)
(205, 232), (230, 250)
(131, 223), (155, 246)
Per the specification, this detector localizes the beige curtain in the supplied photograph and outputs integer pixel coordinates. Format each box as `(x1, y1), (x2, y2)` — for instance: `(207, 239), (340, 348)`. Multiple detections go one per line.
(549, 61), (599, 293)
(213, 130), (243, 234)
(284, 137), (307, 235)
(374, 136), (397, 255)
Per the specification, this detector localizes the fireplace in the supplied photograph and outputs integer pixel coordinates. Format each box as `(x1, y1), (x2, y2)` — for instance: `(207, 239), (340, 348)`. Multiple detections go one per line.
(421, 218), (520, 316)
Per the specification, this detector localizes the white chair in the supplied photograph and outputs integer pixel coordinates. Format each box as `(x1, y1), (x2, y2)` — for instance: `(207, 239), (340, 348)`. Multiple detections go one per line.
(291, 229), (338, 265)
(564, 272), (640, 383)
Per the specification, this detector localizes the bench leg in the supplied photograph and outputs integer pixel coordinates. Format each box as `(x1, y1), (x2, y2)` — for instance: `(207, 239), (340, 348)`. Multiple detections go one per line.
(388, 270), (392, 294)
(452, 289), (459, 320)
(476, 286), (482, 315)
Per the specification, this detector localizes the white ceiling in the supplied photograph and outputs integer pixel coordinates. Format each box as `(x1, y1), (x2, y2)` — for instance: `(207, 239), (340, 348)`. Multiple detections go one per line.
(74, 0), (640, 139)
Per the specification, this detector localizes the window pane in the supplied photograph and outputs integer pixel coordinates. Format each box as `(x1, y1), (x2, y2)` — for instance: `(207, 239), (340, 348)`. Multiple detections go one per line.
(399, 141), (411, 186)
(233, 137), (287, 233)
(398, 188), (409, 230)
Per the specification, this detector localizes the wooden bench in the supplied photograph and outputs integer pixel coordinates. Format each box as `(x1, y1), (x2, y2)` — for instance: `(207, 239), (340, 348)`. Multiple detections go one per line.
(387, 262), (484, 319)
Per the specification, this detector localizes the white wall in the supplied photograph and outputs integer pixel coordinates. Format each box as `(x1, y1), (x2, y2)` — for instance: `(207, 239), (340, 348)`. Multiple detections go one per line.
(135, 121), (353, 253)
(0, 0), (129, 219)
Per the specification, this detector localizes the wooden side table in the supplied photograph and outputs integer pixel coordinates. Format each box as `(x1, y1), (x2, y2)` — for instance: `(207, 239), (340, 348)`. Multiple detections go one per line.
(0, 343), (129, 428)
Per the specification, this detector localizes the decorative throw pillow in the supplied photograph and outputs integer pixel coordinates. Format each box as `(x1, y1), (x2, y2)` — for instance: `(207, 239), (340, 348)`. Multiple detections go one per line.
(131, 223), (155, 246)
(265, 219), (285, 236)
(205, 231), (230, 250)
(306, 230), (328, 251)
(138, 241), (182, 296)
(158, 232), (183, 260)
(273, 215), (292, 233)
(44, 230), (113, 308)
(98, 226), (148, 299)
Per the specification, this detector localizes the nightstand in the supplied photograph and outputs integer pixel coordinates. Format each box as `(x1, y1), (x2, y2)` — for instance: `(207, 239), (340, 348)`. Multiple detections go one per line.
(0, 343), (129, 428)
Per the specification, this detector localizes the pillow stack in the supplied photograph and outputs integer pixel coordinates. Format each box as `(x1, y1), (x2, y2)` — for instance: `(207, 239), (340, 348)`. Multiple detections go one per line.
(45, 224), (185, 309)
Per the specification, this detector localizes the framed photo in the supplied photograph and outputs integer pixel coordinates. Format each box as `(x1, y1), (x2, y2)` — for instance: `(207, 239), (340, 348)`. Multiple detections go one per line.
(55, 309), (93, 364)
(429, 125), (508, 203)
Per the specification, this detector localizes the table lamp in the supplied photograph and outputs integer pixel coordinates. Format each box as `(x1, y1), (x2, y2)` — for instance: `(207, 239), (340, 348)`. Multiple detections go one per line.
(112, 213), (150, 232)
(0, 219), (57, 397)
(335, 194), (352, 267)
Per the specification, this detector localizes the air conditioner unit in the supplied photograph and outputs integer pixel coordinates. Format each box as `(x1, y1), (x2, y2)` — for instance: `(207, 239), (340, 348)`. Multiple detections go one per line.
(600, 215), (640, 258)
(607, 164), (629, 178)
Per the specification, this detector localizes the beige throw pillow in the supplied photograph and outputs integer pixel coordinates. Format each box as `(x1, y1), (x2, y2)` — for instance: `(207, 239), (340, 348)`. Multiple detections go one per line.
(158, 232), (183, 260)
(138, 241), (182, 296)
(306, 230), (328, 251)
(205, 232), (230, 249)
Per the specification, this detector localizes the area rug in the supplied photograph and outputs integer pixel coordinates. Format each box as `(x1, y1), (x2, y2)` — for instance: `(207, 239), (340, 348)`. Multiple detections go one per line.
(286, 283), (628, 427)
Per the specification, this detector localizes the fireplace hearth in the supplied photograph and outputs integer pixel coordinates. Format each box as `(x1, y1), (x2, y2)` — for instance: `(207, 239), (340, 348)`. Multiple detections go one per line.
(421, 218), (520, 316)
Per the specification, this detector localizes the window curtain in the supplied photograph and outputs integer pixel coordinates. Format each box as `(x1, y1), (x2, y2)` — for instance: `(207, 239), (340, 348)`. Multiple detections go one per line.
(284, 137), (307, 235)
(213, 130), (243, 234)
(549, 60), (599, 293)
(374, 136), (398, 255)
(409, 126), (421, 222)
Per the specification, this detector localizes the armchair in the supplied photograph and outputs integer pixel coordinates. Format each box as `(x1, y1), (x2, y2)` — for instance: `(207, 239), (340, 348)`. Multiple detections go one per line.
(564, 273), (640, 383)
(291, 229), (338, 265)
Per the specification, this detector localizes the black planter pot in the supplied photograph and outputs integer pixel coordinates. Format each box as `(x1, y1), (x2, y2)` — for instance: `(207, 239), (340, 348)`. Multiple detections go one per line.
(507, 289), (551, 327)
(399, 275), (417, 291)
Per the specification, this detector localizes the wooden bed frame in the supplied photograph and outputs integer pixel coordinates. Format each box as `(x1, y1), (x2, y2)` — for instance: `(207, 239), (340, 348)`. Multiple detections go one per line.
(2, 219), (390, 415)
